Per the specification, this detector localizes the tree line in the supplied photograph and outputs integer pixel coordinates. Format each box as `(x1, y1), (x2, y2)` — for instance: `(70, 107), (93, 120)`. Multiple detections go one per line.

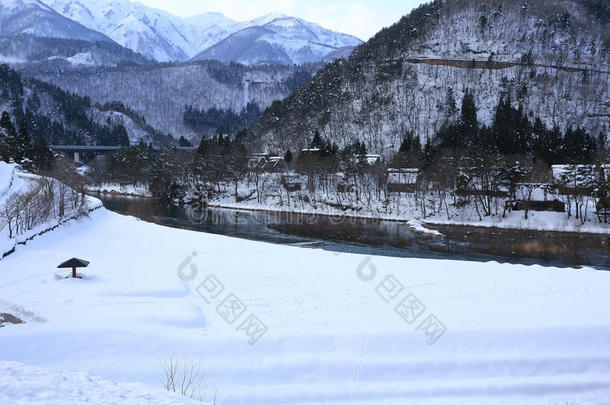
(431, 90), (602, 165)
(184, 103), (261, 137)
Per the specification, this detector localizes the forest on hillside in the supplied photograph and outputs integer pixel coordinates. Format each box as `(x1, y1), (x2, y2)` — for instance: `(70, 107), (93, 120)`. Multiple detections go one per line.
(249, 0), (609, 156)
(31, 61), (318, 142)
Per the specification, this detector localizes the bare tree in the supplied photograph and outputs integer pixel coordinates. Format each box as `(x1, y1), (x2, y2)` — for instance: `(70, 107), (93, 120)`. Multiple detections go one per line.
(161, 352), (215, 403)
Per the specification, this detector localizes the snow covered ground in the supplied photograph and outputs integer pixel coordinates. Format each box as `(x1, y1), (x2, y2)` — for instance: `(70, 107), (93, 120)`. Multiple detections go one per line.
(1, 163), (31, 255)
(1, 206), (610, 404)
(0, 162), (102, 257)
(0, 361), (201, 405)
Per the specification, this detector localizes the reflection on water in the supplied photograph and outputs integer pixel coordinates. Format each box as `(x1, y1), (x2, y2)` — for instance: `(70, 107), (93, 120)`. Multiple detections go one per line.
(95, 193), (609, 269)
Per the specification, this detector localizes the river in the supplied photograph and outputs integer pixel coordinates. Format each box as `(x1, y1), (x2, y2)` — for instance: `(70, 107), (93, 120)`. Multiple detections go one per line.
(95, 193), (610, 269)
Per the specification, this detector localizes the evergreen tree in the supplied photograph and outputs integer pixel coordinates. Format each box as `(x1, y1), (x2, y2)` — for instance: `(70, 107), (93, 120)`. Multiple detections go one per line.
(458, 90), (478, 149)
(178, 136), (192, 147)
(0, 111), (16, 162)
(564, 127), (584, 163)
(491, 95), (530, 155)
(596, 164), (610, 223)
(31, 135), (54, 172)
(445, 87), (458, 120)
(423, 137), (433, 164)
(284, 149), (293, 164)
(492, 96), (511, 153)
(197, 136), (209, 156)
(598, 131), (608, 151)
(115, 125), (130, 147)
(310, 130), (324, 149)
(15, 118), (33, 164)
(399, 132), (421, 154)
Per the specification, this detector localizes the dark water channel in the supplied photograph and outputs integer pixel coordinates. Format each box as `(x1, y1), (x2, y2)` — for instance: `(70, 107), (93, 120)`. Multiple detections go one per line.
(95, 193), (610, 269)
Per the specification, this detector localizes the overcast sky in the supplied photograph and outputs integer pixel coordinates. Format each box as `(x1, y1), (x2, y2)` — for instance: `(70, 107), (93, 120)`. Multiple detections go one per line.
(136, 0), (428, 40)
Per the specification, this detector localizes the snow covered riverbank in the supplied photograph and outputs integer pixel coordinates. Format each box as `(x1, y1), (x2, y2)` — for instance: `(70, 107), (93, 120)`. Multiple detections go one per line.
(86, 183), (152, 198)
(0, 163), (102, 258)
(1, 207), (610, 404)
(86, 179), (610, 235)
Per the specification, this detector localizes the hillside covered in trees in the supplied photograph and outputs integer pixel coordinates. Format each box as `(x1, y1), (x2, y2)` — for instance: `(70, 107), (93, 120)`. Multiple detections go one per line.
(0, 65), (172, 149)
(29, 61), (317, 142)
(248, 0), (609, 157)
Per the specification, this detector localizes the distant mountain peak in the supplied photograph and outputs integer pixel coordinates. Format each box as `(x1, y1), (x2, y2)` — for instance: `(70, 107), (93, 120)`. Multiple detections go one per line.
(191, 13), (363, 66)
(0, 0), (113, 42)
(41, 0), (362, 64)
(251, 12), (289, 25)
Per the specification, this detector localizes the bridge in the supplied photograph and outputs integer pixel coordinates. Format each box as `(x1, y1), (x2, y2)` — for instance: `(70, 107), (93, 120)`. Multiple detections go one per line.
(49, 145), (198, 163)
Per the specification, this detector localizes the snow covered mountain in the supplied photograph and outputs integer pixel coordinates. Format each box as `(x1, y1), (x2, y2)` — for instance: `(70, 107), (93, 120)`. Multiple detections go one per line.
(0, 34), (149, 67)
(248, 0), (609, 155)
(43, 0), (202, 61)
(42, 0), (363, 63)
(191, 14), (363, 65)
(0, 0), (111, 42)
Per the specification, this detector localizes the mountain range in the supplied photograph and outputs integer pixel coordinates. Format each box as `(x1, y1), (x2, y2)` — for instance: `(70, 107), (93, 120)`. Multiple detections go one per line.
(2, 0), (606, 153)
(25, 0), (363, 64)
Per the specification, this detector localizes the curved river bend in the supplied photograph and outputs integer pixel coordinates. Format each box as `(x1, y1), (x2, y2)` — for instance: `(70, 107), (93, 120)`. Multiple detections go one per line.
(95, 194), (610, 270)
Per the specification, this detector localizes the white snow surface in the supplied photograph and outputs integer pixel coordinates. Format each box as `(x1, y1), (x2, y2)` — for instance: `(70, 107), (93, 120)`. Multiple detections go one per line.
(193, 15), (362, 65)
(0, 162), (22, 200)
(66, 51), (95, 65)
(0, 0), (111, 42)
(0, 361), (201, 404)
(1, 206), (610, 404)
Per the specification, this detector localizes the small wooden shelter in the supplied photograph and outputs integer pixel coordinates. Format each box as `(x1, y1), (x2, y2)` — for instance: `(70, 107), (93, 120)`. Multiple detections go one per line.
(58, 258), (90, 278)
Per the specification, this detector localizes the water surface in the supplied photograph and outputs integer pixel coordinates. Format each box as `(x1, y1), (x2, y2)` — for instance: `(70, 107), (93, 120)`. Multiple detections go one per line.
(95, 193), (609, 269)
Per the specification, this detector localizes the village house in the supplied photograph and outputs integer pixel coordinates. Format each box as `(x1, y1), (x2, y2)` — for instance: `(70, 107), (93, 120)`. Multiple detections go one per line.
(281, 173), (304, 191)
(365, 154), (381, 165)
(248, 153), (268, 170)
(511, 183), (565, 213)
(300, 148), (322, 157)
(551, 164), (610, 195)
(249, 154), (289, 173)
(386, 168), (419, 193)
(262, 157), (288, 173)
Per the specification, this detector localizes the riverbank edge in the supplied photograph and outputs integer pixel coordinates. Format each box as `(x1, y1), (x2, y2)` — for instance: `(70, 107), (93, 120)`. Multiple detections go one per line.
(206, 202), (610, 238)
(88, 189), (610, 238)
(85, 187), (152, 199)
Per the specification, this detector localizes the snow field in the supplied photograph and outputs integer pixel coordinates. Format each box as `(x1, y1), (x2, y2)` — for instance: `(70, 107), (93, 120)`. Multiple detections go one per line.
(0, 361), (201, 404)
(0, 208), (609, 403)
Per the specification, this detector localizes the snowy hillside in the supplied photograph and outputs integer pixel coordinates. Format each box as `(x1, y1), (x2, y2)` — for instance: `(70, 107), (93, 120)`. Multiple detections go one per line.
(1, 207), (610, 403)
(192, 15), (363, 66)
(249, 0), (609, 155)
(0, 161), (102, 257)
(0, 65), (172, 147)
(33, 62), (318, 141)
(42, 0), (362, 63)
(0, 35), (149, 68)
(0, 0), (112, 42)
(0, 163), (28, 250)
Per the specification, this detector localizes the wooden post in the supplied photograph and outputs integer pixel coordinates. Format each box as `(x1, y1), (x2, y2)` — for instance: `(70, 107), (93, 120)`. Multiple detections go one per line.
(72, 267), (76, 278)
